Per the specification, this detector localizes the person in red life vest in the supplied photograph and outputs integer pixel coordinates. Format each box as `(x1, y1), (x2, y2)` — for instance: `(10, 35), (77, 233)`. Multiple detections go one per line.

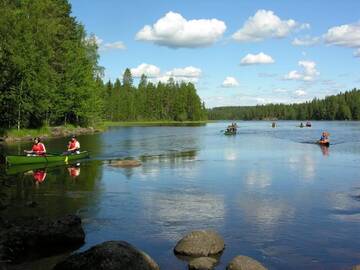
(33, 169), (47, 183)
(66, 135), (80, 154)
(24, 137), (46, 156)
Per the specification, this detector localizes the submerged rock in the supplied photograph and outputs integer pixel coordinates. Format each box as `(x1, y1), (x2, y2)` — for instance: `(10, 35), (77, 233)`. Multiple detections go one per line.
(0, 215), (84, 263)
(226, 255), (267, 270)
(109, 159), (142, 168)
(53, 241), (159, 270)
(188, 257), (218, 270)
(174, 230), (225, 257)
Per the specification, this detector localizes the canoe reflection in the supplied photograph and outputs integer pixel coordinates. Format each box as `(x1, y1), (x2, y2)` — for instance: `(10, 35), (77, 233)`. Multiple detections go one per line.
(319, 144), (330, 156)
(68, 163), (81, 177)
(33, 169), (47, 183)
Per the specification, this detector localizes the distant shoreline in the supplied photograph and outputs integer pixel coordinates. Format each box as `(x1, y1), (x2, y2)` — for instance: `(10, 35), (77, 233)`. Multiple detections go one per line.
(0, 121), (209, 143)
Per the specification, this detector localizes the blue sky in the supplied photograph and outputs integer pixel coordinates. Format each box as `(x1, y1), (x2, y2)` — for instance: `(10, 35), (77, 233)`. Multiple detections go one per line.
(70, 0), (360, 108)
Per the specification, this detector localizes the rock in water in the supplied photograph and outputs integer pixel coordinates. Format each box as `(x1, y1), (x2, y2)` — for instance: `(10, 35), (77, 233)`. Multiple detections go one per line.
(109, 159), (142, 168)
(53, 241), (159, 270)
(174, 230), (225, 257)
(0, 215), (85, 263)
(226, 255), (267, 270)
(188, 257), (218, 270)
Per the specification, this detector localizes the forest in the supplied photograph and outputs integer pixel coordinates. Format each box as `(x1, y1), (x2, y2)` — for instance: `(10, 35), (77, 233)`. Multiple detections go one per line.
(208, 89), (360, 120)
(0, 0), (206, 130)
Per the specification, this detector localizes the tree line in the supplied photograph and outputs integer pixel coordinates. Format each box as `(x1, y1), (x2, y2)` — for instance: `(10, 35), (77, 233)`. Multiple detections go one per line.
(103, 72), (206, 121)
(208, 88), (360, 120)
(0, 0), (206, 130)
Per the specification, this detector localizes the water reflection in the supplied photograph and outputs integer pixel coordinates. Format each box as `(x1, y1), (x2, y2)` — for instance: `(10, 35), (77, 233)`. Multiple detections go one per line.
(319, 144), (330, 156)
(142, 189), (225, 240)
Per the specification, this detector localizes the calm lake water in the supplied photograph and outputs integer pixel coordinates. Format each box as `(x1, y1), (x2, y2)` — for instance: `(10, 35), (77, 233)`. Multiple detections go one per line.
(1, 121), (360, 270)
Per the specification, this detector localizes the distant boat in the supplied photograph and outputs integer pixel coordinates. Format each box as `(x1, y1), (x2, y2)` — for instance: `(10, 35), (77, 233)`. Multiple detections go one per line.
(306, 121), (312, 127)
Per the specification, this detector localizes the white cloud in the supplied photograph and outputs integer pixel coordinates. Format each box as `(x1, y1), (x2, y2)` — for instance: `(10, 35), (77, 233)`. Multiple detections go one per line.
(103, 41), (126, 50)
(129, 65), (202, 83)
(85, 35), (103, 46)
(294, 89), (307, 97)
(354, 48), (360, 57)
(240, 52), (275, 65)
(284, 60), (319, 81)
(324, 22), (360, 48)
(165, 66), (201, 78)
(136, 11), (226, 48)
(292, 36), (320, 46)
(232, 10), (306, 42)
(222, 77), (239, 88)
(130, 63), (161, 78)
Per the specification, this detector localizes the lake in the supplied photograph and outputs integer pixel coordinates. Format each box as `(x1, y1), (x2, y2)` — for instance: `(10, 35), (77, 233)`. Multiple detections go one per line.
(1, 121), (360, 270)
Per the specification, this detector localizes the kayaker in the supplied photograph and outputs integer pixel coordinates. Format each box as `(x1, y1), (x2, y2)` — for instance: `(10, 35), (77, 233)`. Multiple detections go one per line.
(272, 122), (276, 128)
(66, 135), (80, 154)
(24, 137), (46, 156)
(300, 122), (304, 128)
(319, 132), (329, 143)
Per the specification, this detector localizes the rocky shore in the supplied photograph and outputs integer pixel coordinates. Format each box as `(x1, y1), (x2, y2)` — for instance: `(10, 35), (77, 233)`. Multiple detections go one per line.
(1, 215), (359, 269)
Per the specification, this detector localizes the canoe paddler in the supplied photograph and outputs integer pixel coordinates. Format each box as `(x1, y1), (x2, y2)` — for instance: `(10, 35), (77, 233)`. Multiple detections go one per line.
(319, 131), (330, 143)
(66, 135), (80, 154)
(24, 137), (46, 156)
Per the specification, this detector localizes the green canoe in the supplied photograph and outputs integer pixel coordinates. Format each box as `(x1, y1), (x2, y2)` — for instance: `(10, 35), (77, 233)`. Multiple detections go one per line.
(6, 151), (89, 166)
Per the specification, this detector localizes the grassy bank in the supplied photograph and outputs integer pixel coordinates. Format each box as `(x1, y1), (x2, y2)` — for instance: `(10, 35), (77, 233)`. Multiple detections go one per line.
(103, 120), (209, 127)
(1, 121), (209, 143)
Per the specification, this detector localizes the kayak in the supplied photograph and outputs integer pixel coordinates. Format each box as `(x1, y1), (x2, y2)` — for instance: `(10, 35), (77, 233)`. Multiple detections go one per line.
(6, 151), (89, 166)
(224, 130), (237, 135)
(317, 141), (330, 147)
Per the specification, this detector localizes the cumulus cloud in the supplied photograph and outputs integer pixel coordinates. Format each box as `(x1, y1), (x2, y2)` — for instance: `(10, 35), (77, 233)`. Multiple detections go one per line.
(324, 22), (360, 48)
(292, 36), (320, 46)
(165, 66), (202, 78)
(232, 10), (306, 42)
(284, 60), (319, 81)
(136, 11), (226, 48)
(130, 63), (161, 78)
(240, 52), (275, 65)
(294, 89), (307, 97)
(129, 64), (202, 83)
(103, 41), (126, 50)
(222, 77), (239, 87)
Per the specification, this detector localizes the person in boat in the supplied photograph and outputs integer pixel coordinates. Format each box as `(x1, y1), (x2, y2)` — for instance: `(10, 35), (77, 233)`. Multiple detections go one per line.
(300, 122), (304, 128)
(24, 137), (46, 156)
(306, 121), (311, 127)
(272, 122), (276, 128)
(66, 135), (80, 154)
(319, 132), (329, 143)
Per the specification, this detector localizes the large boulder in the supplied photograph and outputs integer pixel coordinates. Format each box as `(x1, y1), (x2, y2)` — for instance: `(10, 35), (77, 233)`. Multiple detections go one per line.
(0, 215), (84, 263)
(174, 230), (225, 257)
(109, 160), (142, 168)
(188, 257), (218, 270)
(226, 255), (267, 270)
(53, 241), (159, 270)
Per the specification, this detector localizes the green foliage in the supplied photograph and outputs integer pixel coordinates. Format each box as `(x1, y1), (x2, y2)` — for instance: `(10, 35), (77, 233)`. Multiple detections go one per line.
(0, 0), (205, 129)
(0, 0), (103, 129)
(103, 73), (206, 122)
(208, 89), (360, 121)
